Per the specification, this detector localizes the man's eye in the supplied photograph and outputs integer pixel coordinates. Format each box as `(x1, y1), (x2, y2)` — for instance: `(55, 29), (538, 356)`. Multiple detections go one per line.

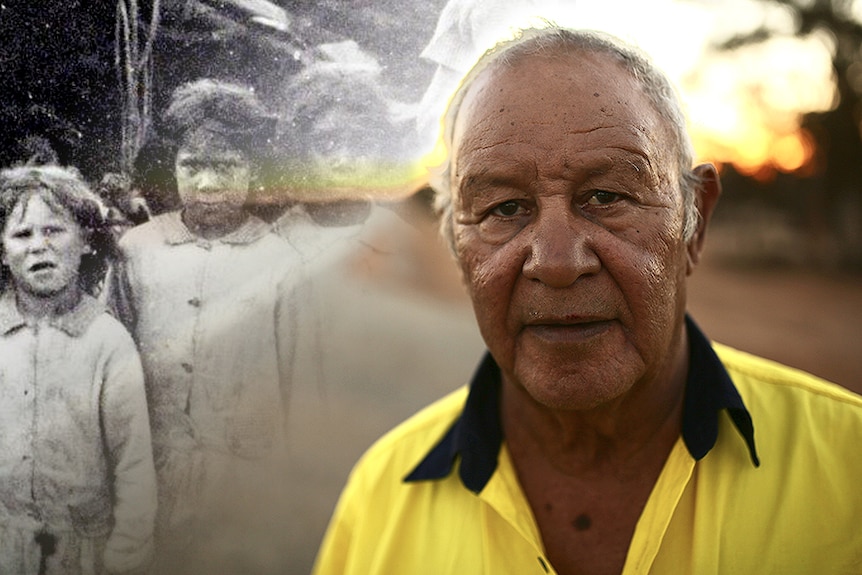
(11, 229), (32, 239)
(491, 201), (522, 217)
(587, 191), (620, 205)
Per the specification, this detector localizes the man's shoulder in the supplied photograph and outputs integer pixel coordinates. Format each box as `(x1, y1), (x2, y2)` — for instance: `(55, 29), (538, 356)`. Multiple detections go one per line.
(708, 341), (862, 561)
(349, 386), (469, 488)
(714, 342), (862, 457)
(714, 341), (862, 408)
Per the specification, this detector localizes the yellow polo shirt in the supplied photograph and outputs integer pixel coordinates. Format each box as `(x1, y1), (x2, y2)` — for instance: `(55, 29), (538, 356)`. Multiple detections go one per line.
(313, 318), (862, 574)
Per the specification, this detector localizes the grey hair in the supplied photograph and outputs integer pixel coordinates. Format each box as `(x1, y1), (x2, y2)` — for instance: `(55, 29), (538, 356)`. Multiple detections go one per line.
(429, 25), (702, 252)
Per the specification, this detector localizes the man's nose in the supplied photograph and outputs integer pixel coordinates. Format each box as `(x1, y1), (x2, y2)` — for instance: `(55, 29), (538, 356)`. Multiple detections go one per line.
(521, 206), (601, 288)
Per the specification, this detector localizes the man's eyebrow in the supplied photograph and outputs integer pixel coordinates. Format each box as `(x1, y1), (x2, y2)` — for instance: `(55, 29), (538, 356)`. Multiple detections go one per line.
(579, 150), (654, 179)
(615, 147), (654, 171)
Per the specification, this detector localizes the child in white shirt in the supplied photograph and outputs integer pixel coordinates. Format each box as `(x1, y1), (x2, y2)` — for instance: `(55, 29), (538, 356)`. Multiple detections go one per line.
(0, 165), (156, 575)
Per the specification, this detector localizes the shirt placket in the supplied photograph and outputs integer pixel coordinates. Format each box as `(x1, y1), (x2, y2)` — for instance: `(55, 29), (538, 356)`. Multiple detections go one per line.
(185, 240), (212, 421)
(621, 438), (696, 575)
(27, 323), (46, 526)
(479, 446), (558, 574)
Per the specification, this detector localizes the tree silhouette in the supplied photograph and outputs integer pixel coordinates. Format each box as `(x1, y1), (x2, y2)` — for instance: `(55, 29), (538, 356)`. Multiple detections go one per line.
(711, 0), (862, 267)
(0, 1), (441, 179)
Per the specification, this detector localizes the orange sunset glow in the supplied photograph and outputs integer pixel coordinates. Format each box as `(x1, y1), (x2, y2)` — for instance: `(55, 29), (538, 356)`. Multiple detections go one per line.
(520, 0), (842, 182)
(420, 32), (835, 185)
(683, 34), (835, 179)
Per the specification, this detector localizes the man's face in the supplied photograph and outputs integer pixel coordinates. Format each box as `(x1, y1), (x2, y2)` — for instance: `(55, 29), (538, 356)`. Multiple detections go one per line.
(451, 52), (694, 411)
(2, 195), (87, 299)
(175, 129), (252, 227)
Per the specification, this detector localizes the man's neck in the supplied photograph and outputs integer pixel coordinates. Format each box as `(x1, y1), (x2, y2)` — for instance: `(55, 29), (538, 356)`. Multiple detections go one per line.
(501, 332), (689, 475)
(500, 332), (690, 575)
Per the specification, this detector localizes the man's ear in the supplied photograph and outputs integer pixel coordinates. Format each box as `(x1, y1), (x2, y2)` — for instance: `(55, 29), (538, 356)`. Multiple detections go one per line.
(686, 163), (722, 275)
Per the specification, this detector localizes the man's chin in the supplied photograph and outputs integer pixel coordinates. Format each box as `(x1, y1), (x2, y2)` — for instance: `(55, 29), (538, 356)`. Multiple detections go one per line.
(517, 372), (634, 411)
(511, 345), (643, 411)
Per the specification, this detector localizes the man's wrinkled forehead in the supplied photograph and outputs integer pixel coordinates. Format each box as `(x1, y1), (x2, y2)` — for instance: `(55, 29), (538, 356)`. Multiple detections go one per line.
(452, 48), (668, 162)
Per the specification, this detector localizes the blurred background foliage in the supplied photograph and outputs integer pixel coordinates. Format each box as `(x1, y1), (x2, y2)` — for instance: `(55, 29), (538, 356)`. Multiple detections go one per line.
(699, 0), (862, 269)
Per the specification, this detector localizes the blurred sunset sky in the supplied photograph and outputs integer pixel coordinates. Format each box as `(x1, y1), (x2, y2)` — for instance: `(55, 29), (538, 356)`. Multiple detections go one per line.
(439, 0), (840, 180)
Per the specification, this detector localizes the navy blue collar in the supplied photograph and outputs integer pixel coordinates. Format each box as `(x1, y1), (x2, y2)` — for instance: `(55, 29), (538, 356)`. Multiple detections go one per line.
(405, 315), (760, 493)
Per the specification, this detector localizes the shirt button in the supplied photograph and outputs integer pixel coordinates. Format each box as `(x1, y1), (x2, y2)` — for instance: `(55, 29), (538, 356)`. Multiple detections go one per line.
(188, 297), (201, 307)
(537, 557), (550, 573)
(181, 362), (194, 374)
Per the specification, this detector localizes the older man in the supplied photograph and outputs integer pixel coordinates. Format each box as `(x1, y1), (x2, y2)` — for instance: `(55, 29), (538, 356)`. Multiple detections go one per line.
(312, 26), (862, 575)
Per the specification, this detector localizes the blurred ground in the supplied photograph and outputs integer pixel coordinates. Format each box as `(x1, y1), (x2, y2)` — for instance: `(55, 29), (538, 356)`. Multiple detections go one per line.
(689, 238), (862, 393)
(276, 200), (862, 574)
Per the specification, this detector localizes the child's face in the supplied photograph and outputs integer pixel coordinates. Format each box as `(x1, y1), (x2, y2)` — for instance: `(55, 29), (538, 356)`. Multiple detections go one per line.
(283, 107), (394, 201)
(307, 109), (379, 185)
(1, 195), (88, 298)
(175, 129), (253, 228)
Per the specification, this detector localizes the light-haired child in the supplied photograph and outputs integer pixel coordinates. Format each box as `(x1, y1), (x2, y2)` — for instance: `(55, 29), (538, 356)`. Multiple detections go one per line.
(0, 165), (156, 574)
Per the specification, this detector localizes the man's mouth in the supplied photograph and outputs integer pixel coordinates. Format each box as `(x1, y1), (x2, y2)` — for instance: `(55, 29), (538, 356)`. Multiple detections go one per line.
(522, 316), (614, 343)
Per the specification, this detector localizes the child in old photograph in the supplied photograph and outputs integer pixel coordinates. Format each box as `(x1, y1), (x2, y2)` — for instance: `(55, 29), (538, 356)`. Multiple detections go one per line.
(0, 165), (156, 574)
(109, 79), (301, 572)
